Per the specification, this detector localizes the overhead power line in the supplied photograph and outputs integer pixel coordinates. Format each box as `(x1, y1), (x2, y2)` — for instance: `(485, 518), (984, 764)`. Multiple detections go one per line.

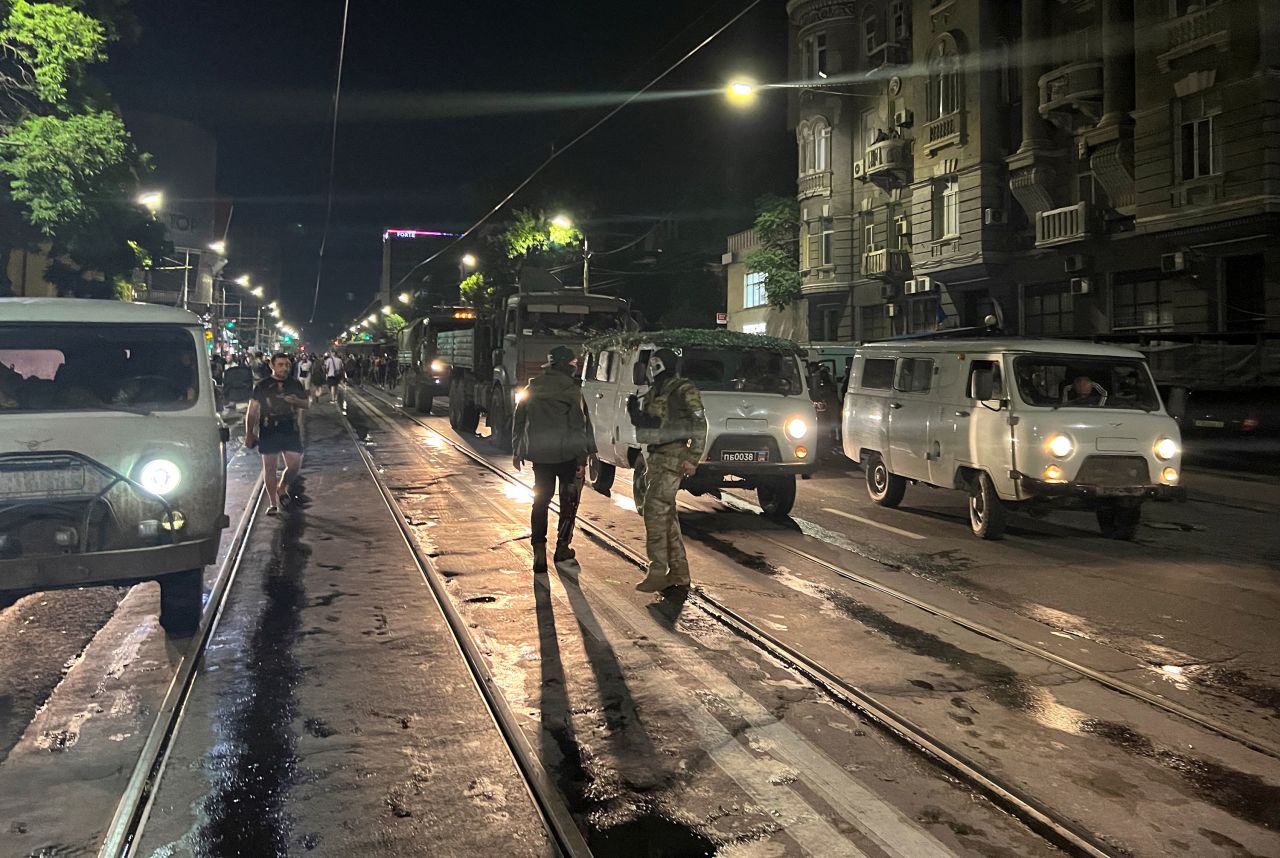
(389, 0), (765, 295)
(308, 0), (352, 324)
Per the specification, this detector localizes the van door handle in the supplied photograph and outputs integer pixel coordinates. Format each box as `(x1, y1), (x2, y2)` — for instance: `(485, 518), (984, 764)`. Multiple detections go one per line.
(955, 410), (970, 418)
(889, 402), (902, 410)
(595, 392), (605, 399)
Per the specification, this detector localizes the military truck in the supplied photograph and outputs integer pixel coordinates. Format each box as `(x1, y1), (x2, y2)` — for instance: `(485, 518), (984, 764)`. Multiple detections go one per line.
(397, 307), (478, 414)
(436, 287), (632, 450)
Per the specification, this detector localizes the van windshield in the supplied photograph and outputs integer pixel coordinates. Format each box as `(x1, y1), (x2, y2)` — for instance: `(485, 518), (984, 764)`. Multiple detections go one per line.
(0, 324), (200, 413)
(680, 348), (802, 395)
(1012, 355), (1160, 411)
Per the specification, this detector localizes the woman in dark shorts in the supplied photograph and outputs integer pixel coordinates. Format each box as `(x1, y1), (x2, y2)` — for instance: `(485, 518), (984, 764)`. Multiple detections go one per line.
(245, 353), (310, 514)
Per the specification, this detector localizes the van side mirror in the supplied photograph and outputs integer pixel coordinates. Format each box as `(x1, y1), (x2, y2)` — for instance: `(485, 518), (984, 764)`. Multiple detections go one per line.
(632, 361), (647, 386)
(970, 369), (995, 402)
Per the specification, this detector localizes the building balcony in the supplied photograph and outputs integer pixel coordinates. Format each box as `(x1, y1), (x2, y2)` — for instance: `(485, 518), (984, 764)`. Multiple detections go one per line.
(862, 248), (911, 280)
(922, 112), (962, 153)
(1158, 2), (1230, 71)
(1035, 201), (1093, 247)
(1038, 60), (1103, 129)
(797, 170), (832, 199)
(864, 137), (912, 187)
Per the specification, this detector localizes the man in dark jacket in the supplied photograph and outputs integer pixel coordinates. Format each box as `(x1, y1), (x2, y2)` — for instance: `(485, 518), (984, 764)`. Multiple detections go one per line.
(512, 345), (596, 574)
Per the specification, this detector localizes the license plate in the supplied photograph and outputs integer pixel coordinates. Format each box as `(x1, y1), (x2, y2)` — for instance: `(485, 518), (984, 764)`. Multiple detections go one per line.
(1193, 419), (1225, 429)
(722, 451), (766, 463)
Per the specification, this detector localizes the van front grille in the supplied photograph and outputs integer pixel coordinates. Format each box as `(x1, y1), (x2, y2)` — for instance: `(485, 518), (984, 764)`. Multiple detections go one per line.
(1075, 455), (1150, 486)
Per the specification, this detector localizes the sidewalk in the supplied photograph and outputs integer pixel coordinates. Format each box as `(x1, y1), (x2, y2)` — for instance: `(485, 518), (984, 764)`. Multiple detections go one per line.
(136, 406), (553, 856)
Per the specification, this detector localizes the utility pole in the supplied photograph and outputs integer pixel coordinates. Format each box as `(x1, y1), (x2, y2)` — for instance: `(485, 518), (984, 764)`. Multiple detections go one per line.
(582, 238), (591, 293)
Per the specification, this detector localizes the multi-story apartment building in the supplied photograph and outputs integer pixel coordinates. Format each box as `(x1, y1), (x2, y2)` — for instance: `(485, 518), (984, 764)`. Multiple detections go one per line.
(769, 0), (1279, 362)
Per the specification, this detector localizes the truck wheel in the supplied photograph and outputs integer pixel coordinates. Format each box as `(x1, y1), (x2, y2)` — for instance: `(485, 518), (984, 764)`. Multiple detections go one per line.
(865, 453), (906, 508)
(757, 476), (797, 518)
(459, 402), (480, 434)
(1097, 501), (1141, 540)
(488, 390), (512, 451)
(159, 568), (203, 636)
(588, 455), (615, 495)
(968, 472), (1007, 540)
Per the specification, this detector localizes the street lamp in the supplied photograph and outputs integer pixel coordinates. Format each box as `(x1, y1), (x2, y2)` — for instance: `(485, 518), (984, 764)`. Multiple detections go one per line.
(397, 291), (412, 305)
(461, 253), (478, 268)
(208, 240), (226, 255)
(138, 191), (164, 212)
(550, 215), (572, 230)
(367, 314), (378, 324)
(382, 304), (393, 315)
(235, 275), (251, 288)
(726, 79), (758, 105)
(251, 287), (264, 298)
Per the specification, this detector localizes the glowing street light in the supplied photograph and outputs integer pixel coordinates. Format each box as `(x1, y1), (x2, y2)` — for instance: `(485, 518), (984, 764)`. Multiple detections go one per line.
(208, 240), (226, 255)
(397, 291), (412, 305)
(550, 215), (572, 230)
(367, 314), (378, 324)
(726, 79), (758, 106)
(235, 274), (251, 287)
(251, 287), (264, 298)
(461, 253), (477, 268)
(382, 304), (393, 314)
(137, 191), (164, 212)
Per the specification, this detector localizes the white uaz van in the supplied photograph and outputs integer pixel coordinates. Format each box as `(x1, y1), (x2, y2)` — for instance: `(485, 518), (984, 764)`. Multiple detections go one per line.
(842, 337), (1184, 540)
(580, 330), (817, 517)
(0, 299), (229, 633)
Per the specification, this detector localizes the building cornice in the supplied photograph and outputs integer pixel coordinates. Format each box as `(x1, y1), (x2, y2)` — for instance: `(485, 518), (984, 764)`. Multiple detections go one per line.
(787, 0), (859, 29)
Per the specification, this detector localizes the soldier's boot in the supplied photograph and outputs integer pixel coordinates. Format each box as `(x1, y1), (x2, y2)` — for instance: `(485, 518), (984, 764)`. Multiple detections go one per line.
(554, 544), (576, 563)
(666, 568), (691, 588)
(635, 569), (668, 592)
(532, 543), (548, 575)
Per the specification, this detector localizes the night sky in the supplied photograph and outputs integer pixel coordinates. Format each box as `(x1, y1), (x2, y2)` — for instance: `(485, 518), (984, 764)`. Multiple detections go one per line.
(103, 0), (794, 341)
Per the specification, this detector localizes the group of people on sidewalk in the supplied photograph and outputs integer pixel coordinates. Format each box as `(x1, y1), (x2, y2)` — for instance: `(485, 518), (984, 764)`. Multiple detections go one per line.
(512, 345), (706, 593)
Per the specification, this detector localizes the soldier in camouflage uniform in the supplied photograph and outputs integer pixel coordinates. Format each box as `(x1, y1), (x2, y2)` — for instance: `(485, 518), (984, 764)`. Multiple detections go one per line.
(627, 348), (707, 592)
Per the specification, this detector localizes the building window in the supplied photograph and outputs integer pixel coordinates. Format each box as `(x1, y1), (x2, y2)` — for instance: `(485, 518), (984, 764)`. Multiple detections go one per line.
(821, 307), (841, 340)
(802, 32), (829, 78)
(928, 39), (961, 121)
(808, 221), (821, 269)
(997, 38), (1018, 105)
(1180, 116), (1216, 181)
(859, 306), (889, 342)
(863, 14), (879, 57)
(1023, 282), (1074, 336)
(797, 117), (831, 177)
(894, 215), (911, 251)
(890, 0), (908, 42)
(864, 222), (875, 252)
(932, 177), (959, 239)
(1170, 0), (1221, 17)
(1113, 273), (1175, 332)
(906, 297), (941, 333)
(821, 212), (834, 266)
(743, 271), (768, 309)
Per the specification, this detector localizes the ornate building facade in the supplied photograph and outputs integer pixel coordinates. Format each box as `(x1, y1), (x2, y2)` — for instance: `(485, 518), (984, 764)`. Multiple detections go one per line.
(774, 0), (1279, 366)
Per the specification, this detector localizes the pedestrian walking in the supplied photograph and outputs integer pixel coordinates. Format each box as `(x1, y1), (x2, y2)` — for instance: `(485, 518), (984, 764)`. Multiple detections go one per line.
(245, 353), (310, 515)
(627, 348), (707, 592)
(323, 351), (345, 404)
(512, 345), (595, 575)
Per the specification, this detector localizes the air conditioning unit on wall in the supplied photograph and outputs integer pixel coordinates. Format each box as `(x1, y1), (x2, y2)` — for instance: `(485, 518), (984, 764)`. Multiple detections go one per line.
(893, 109), (914, 128)
(852, 160), (866, 179)
(1070, 277), (1090, 295)
(983, 208), (1008, 225)
(905, 276), (933, 294)
(1063, 254), (1089, 274)
(1161, 251), (1188, 273)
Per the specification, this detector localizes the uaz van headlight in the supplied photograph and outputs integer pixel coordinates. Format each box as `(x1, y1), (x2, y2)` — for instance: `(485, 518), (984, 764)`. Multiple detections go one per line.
(785, 417), (809, 440)
(1153, 437), (1178, 461)
(139, 459), (182, 495)
(1045, 434), (1074, 458)
(430, 359), (446, 374)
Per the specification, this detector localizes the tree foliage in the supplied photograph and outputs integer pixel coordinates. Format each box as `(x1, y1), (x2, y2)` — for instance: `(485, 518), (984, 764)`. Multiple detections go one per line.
(0, 0), (163, 299)
(743, 194), (801, 310)
(382, 311), (406, 334)
(499, 208), (582, 261)
(459, 271), (491, 308)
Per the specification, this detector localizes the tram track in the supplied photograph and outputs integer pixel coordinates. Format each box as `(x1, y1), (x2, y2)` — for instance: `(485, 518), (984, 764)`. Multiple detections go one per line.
(98, 474), (265, 858)
(350, 386), (1137, 858)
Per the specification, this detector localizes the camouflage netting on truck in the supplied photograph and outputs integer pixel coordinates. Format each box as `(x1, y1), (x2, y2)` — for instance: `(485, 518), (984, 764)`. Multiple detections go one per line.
(584, 328), (804, 355)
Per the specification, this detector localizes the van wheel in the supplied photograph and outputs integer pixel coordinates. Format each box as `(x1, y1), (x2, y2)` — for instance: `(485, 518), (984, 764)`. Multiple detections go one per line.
(488, 389), (512, 452)
(758, 476), (797, 518)
(968, 472), (1007, 540)
(159, 569), (203, 636)
(588, 455), (615, 495)
(1097, 501), (1141, 540)
(865, 454), (906, 508)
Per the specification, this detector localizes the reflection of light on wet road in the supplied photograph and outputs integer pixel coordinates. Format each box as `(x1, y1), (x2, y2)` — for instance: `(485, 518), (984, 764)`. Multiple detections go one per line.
(613, 494), (637, 512)
(502, 481), (534, 504)
(420, 433), (445, 449)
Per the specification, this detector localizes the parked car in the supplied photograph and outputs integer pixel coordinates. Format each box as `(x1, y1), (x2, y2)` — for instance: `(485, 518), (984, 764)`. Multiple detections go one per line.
(1166, 385), (1280, 472)
(843, 337), (1184, 540)
(580, 329), (817, 517)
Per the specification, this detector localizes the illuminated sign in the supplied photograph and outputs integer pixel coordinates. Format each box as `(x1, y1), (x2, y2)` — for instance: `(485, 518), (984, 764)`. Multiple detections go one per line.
(382, 228), (462, 241)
